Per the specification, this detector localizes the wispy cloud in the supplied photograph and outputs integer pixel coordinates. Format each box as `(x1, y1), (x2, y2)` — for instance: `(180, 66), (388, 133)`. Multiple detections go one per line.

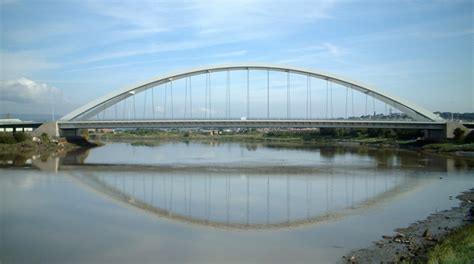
(0, 0), (18, 6)
(0, 50), (58, 79)
(213, 50), (248, 58)
(72, 0), (336, 64)
(289, 43), (349, 56)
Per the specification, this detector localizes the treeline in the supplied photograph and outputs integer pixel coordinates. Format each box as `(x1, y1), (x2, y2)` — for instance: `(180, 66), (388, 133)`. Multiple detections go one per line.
(264, 128), (424, 141)
(0, 132), (30, 144)
(435, 112), (474, 121)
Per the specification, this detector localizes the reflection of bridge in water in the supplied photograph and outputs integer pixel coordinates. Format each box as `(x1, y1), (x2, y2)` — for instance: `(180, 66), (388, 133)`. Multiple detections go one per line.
(4, 143), (470, 229)
(66, 167), (417, 230)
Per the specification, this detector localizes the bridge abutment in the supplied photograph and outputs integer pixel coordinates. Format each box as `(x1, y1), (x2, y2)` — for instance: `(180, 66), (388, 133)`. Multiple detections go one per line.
(32, 122), (60, 138)
(444, 122), (469, 139)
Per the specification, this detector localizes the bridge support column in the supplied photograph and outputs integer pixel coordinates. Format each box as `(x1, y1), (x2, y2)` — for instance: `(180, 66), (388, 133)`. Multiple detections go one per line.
(423, 129), (444, 141)
(60, 128), (80, 137)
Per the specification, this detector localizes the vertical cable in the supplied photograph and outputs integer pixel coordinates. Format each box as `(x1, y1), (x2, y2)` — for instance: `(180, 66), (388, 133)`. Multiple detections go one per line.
(325, 79), (329, 119)
(151, 87), (155, 119)
(226, 70), (230, 119)
(365, 93), (368, 117)
(205, 74), (208, 118)
(351, 87), (354, 119)
(133, 93), (136, 119)
(184, 77), (188, 118)
(123, 98), (126, 120)
(247, 68), (250, 118)
(345, 86), (348, 119)
(267, 69), (270, 119)
(170, 80), (174, 119)
(209, 72), (211, 119)
(306, 75), (309, 119)
(189, 76), (192, 119)
(143, 89), (147, 119)
(309, 76), (312, 119)
(287, 71), (290, 119)
(164, 83), (167, 118)
(372, 93), (376, 118)
(330, 81), (333, 119)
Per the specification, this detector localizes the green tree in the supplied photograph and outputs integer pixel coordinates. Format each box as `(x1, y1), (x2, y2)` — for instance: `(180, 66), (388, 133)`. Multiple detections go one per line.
(0, 134), (16, 144)
(453, 128), (465, 141)
(40, 133), (50, 143)
(463, 130), (474, 143)
(13, 132), (29, 143)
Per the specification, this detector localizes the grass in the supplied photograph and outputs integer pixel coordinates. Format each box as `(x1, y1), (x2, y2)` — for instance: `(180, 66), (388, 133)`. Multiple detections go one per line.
(426, 224), (474, 264)
(422, 143), (474, 152)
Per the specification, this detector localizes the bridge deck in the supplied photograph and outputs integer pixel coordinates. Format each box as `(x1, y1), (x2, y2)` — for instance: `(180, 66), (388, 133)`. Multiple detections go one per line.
(58, 119), (446, 130)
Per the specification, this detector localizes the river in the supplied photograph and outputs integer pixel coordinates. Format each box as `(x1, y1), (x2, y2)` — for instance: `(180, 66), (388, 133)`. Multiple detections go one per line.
(1, 140), (473, 263)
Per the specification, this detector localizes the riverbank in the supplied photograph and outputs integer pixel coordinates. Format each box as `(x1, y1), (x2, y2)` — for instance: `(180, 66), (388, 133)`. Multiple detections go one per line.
(0, 136), (101, 166)
(341, 188), (474, 263)
(98, 130), (474, 159)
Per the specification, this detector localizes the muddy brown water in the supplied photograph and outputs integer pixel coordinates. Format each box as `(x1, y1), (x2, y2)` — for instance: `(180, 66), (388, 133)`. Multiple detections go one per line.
(1, 141), (473, 263)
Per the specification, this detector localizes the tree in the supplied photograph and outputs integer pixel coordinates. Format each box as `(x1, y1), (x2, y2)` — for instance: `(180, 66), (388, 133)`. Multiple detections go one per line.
(13, 132), (29, 143)
(40, 133), (50, 143)
(453, 128), (465, 141)
(463, 130), (474, 143)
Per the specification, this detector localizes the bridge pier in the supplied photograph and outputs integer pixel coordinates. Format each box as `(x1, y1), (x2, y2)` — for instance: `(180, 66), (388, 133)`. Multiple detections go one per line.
(423, 129), (444, 141)
(60, 128), (80, 137)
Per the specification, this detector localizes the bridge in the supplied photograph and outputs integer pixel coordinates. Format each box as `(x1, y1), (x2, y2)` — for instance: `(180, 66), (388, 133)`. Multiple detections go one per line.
(23, 63), (462, 138)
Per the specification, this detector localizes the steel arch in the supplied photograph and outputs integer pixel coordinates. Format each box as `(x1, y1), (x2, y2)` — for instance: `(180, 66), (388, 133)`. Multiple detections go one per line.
(60, 63), (443, 122)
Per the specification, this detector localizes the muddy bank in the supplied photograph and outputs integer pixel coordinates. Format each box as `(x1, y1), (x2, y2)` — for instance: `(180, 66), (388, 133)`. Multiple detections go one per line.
(0, 137), (101, 167)
(341, 189), (474, 263)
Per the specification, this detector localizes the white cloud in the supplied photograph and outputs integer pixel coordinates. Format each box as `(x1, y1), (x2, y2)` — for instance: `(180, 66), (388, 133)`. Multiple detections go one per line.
(0, 78), (63, 104)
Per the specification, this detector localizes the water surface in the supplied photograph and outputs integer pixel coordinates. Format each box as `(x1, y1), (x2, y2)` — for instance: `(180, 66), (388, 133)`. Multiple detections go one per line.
(1, 141), (473, 263)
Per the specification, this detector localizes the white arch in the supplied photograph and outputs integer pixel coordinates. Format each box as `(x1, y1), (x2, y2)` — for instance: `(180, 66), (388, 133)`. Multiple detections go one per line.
(60, 63), (443, 122)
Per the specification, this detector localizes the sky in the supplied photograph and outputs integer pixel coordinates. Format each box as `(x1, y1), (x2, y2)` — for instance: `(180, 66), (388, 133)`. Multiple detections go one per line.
(0, 0), (472, 119)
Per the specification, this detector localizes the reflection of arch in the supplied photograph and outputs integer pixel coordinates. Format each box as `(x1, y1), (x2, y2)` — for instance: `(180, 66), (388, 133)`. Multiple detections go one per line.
(65, 168), (421, 230)
(60, 64), (442, 122)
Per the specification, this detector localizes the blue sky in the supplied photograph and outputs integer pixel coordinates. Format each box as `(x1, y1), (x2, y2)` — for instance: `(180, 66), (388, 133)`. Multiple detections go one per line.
(0, 0), (472, 117)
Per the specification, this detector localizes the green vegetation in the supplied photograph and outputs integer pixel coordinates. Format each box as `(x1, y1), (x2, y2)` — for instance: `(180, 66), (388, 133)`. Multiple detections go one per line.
(423, 143), (474, 152)
(104, 128), (424, 143)
(422, 130), (474, 153)
(464, 130), (474, 144)
(99, 128), (474, 155)
(453, 128), (465, 142)
(0, 132), (30, 144)
(40, 132), (50, 143)
(426, 224), (474, 264)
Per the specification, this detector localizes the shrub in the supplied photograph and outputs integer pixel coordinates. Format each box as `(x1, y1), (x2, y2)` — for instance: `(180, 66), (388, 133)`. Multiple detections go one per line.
(453, 127), (465, 141)
(40, 133), (49, 143)
(13, 132), (29, 143)
(463, 130), (474, 143)
(0, 133), (16, 144)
